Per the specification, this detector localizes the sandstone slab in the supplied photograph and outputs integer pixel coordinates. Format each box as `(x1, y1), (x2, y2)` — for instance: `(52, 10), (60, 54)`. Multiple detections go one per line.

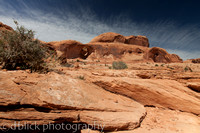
(0, 71), (146, 131)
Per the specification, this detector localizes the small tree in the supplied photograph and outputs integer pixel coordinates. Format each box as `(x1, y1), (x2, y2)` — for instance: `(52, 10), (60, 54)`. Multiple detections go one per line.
(112, 61), (128, 70)
(0, 21), (52, 72)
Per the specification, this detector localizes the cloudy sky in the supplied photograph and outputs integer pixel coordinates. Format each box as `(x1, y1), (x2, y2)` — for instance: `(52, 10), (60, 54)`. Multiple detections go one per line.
(0, 0), (200, 60)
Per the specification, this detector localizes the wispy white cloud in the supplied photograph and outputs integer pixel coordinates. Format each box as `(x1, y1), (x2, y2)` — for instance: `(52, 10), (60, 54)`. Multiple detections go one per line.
(0, 0), (199, 60)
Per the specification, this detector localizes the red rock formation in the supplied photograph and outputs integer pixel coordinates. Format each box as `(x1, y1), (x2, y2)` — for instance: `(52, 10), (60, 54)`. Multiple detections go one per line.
(93, 77), (200, 115)
(144, 47), (183, 63)
(184, 58), (200, 63)
(187, 82), (200, 92)
(0, 22), (13, 31)
(125, 35), (149, 47)
(90, 32), (126, 44)
(46, 40), (93, 63)
(192, 58), (200, 63)
(90, 32), (149, 47)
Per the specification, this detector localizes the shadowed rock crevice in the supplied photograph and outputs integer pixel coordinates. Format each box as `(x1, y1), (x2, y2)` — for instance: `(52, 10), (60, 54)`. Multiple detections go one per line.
(0, 104), (52, 113)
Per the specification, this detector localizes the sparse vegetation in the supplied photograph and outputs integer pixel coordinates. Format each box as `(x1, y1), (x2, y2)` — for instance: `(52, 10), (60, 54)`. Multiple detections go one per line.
(184, 66), (193, 72)
(77, 75), (85, 80)
(83, 62), (86, 65)
(167, 65), (174, 70)
(155, 64), (159, 67)
(112, 61), (128, 70)
(0, 21), (55, 73)
(61, 62), (74, 67)
(161, 64), (164, 67)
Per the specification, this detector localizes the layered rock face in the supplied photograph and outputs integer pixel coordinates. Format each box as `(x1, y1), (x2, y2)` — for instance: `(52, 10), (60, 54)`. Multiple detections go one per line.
(0, 71), (146, 132)
(93, 78), (200, 115)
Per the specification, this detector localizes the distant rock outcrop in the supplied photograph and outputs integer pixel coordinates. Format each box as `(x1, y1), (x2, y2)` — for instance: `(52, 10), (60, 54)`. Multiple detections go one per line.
(144, 47), (183, 63)
(125, 35), (149, 47)
(87, 32), (183, 63)
(90, 32), (149, 47)
(45, 40), (93, 63)
(184, 58), (200, 63)
(192, 58), (200, 63)
(0, 22), (13, 31)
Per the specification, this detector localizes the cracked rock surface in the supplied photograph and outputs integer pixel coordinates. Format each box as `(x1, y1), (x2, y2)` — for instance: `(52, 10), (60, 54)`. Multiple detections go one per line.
(0, 71), (146, 131)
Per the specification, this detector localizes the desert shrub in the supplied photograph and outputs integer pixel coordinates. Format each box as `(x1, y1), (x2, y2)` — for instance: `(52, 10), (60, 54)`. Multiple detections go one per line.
(61, 62), (74, 67)
(167, 65), (174, 70)
(155, 64), (159, 67)
(161, 64), (164, 67)
(77, 75), (85, 80)
(0, 21), (52, 72)
(112, 61), (128, 70)
(184, 66), (193, 72)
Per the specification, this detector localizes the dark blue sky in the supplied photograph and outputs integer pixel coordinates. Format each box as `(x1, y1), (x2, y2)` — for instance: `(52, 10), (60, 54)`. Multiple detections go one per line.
(0, 0), (200, 59)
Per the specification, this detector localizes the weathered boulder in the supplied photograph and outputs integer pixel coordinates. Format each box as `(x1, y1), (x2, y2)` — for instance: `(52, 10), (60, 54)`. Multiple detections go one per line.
(90, 32), (126, 44)
(144, 47), (183, 63)
(125, 35), (149, 47)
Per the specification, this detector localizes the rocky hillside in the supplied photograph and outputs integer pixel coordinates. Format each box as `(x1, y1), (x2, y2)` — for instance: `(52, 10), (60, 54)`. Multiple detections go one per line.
(0, 22), (200, 133)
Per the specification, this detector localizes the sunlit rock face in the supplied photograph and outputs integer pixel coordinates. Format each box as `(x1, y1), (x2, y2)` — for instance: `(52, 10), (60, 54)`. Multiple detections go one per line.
(0, 22), (13, 31)
(89, 32), (149, 47)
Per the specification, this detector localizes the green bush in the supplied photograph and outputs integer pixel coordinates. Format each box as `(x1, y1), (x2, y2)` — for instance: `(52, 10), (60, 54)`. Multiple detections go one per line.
(0, 21), (52, 72)
(77, 75), (85, 80)
(161, 64), (164, 67)
(167, 65), (174, 70)
(112, 61), (128, 70)
(184, 66), (193, 72)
